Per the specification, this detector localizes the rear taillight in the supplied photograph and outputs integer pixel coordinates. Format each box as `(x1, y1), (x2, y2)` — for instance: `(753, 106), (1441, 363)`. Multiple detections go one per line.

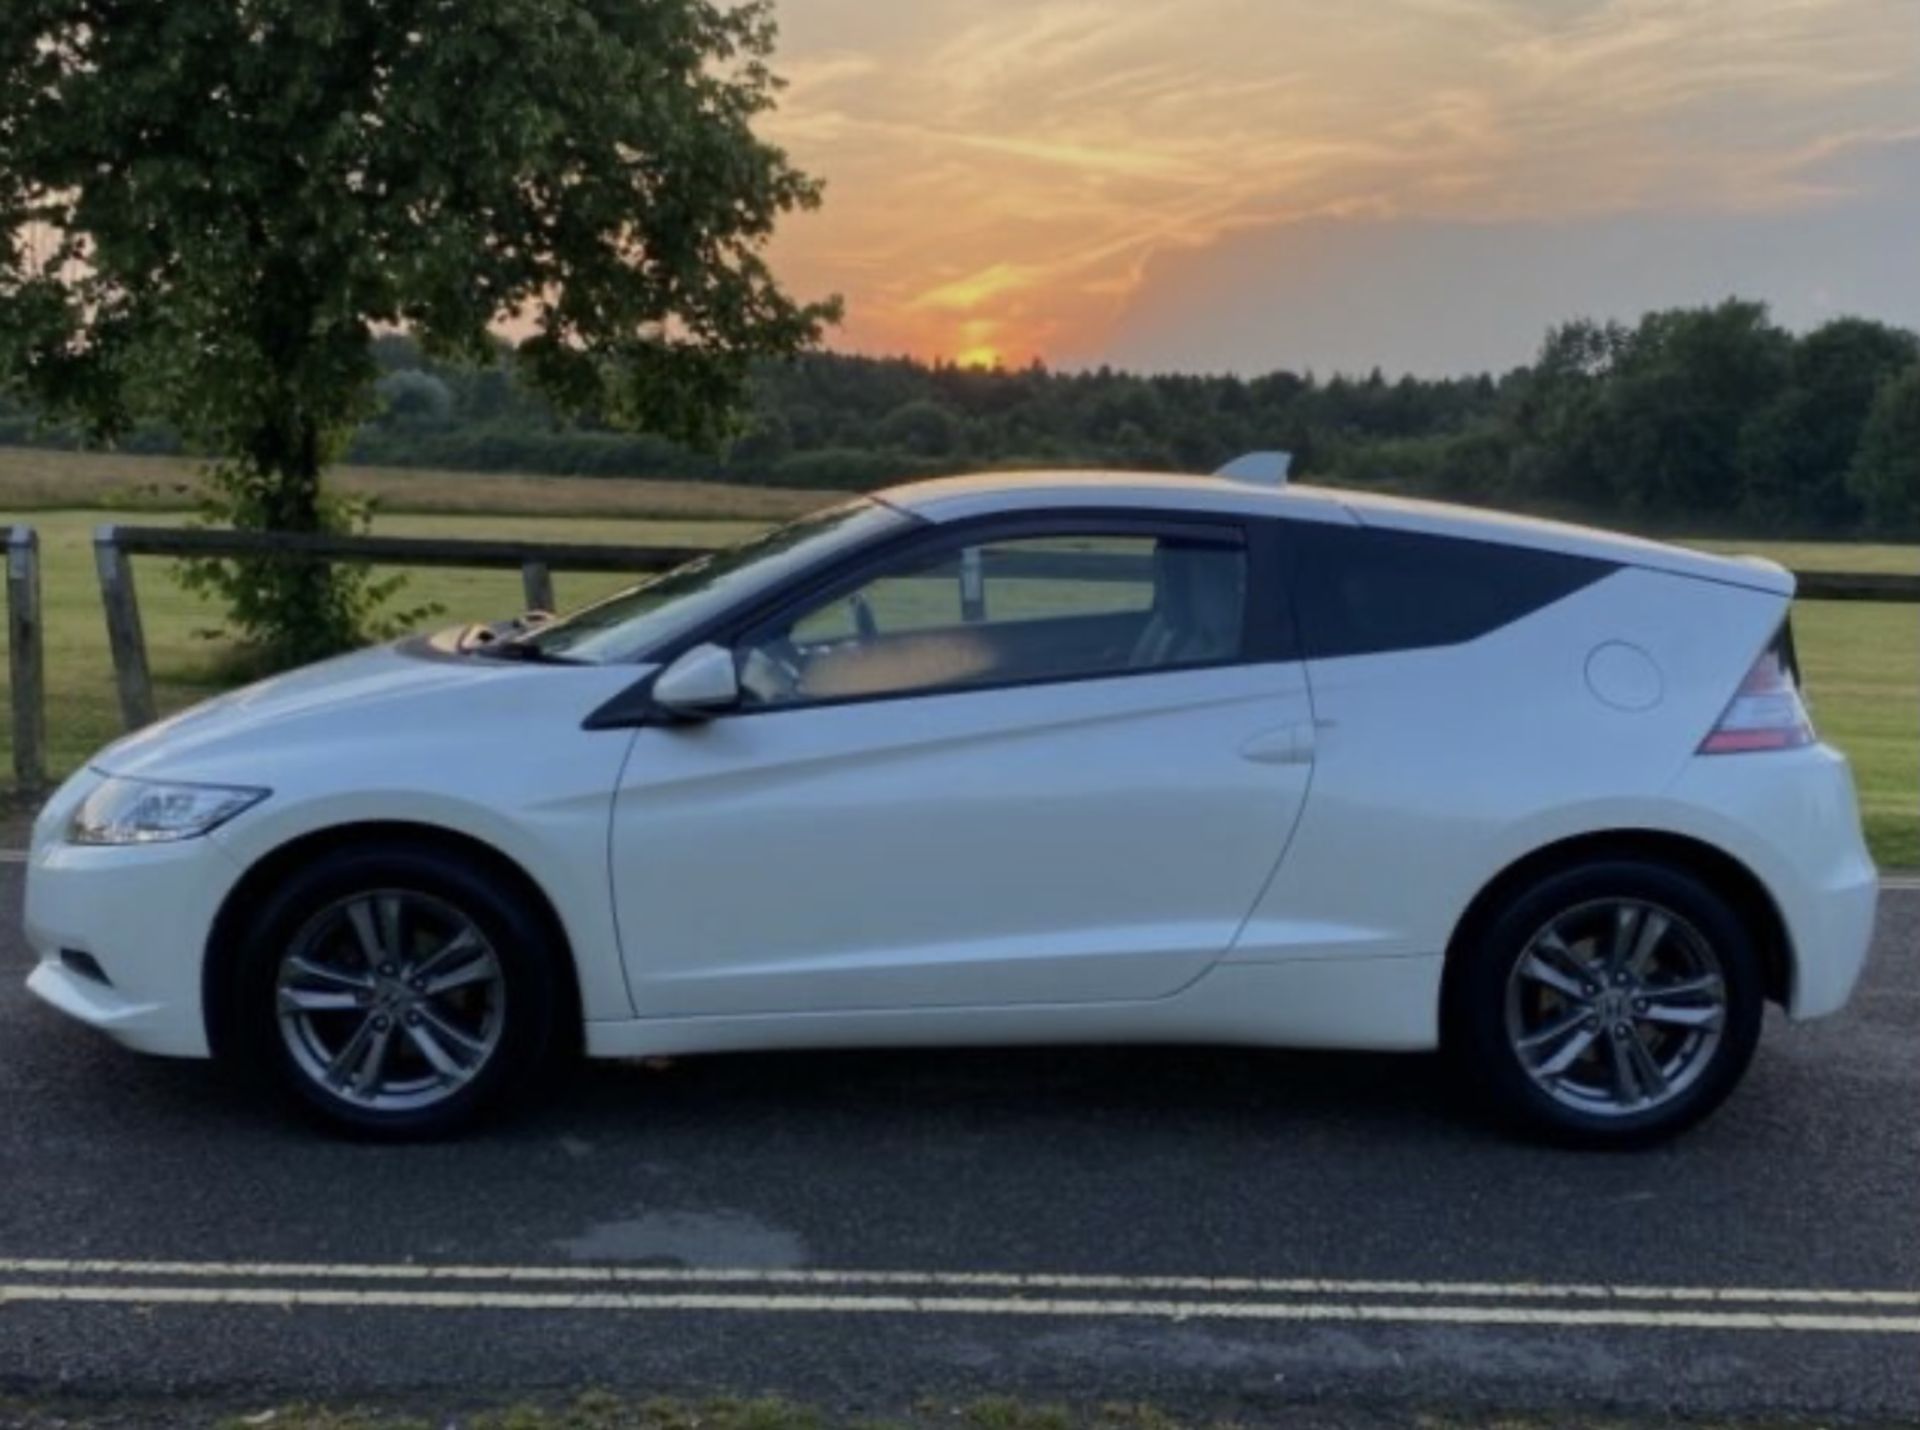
(1699, 624), (1815, 755)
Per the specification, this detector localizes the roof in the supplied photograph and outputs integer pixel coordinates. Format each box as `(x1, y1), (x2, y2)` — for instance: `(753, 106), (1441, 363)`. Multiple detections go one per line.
(880, 469), (1793, 597)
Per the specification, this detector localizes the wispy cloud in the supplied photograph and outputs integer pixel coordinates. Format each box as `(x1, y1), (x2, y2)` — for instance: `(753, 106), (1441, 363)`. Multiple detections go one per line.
(763, 0), (1920, 364)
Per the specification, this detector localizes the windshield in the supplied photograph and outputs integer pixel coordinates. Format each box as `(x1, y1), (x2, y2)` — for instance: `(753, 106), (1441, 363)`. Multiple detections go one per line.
(516, 499), (908, 665)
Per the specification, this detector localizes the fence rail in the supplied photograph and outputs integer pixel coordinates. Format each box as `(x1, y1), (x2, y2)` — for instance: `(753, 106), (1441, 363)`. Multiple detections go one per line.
(1793, 570), (1920, 602)
(0, 521), (1910, 795)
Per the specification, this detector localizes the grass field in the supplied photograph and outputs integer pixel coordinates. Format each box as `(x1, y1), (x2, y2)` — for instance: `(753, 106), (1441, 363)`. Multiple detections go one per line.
(0, 450), (1913, 866)
(0, 445), (841, 521)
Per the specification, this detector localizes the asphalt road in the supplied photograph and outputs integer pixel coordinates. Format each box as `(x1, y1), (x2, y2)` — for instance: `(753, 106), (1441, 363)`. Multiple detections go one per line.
(1, 865), (1915, 1423)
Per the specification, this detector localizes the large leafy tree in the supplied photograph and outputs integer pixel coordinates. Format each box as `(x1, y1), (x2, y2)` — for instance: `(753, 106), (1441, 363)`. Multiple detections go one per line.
(0, 0), (836, 663)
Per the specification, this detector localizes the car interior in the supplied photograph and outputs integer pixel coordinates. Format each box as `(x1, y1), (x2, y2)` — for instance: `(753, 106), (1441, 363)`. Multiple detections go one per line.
(736, 535), (1247, 706)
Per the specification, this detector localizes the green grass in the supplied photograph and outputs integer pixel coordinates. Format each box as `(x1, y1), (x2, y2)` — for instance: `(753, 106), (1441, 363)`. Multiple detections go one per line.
(0, 501), (1913, 867)
(0, 445), (843, 521)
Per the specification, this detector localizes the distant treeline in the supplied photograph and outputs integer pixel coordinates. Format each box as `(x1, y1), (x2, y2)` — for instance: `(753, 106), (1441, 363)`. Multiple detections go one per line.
(4, 298), (1916, 537)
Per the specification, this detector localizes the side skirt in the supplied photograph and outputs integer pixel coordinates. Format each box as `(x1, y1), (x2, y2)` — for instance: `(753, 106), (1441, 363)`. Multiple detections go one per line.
(582, 954), (1443, 1059)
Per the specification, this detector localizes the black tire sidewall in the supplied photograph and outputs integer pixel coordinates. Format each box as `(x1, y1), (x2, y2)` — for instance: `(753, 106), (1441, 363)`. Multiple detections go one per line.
(1447, 860), (1765, 1147)
(226, 842), (562, 1138)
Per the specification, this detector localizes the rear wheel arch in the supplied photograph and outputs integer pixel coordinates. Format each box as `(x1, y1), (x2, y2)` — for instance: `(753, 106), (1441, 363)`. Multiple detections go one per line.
(1440, 829), (1793, 1033)
(203, 820), (583, 1064)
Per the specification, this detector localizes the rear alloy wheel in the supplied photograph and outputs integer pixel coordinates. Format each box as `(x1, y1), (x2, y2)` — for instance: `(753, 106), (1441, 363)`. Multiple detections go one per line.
(1450, 861), (1764, 1146)
(229, 843), (564, 1138)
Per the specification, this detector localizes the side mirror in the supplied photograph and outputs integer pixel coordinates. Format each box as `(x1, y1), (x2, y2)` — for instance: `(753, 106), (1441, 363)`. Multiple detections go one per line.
(651, 642), (740, 719)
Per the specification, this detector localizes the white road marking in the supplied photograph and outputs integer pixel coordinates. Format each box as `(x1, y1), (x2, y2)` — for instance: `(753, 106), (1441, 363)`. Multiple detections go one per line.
(0, 1281), (1916, 1333)
(2, 1258), (1917, 1309)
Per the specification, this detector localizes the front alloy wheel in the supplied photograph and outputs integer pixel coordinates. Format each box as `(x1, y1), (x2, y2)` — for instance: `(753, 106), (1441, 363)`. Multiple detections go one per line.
(227, 842), (565, 1137)
(276, 890), (507, 1112)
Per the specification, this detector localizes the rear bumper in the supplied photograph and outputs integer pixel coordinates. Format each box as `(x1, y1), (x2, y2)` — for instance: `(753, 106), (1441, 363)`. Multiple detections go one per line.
(1668, 744), (1877, 1020)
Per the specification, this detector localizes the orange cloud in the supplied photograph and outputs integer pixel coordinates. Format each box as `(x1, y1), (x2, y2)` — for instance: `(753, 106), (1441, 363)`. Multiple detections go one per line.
(762, 0), (1920, 365)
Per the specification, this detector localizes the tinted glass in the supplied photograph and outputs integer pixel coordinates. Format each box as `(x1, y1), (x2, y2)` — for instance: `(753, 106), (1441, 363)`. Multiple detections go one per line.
(1291, 525), (1613, 659)
(518, 500), (906, 663)
(737, 530), (1246, 708)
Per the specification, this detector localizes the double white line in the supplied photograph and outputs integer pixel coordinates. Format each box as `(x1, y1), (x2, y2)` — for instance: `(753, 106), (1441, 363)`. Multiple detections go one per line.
(3, 1258), (1917, 1335)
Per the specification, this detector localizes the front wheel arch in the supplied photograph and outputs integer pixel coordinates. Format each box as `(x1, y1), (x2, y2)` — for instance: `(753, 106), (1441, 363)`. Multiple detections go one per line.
(203, 820), (583, 1065)
(1440, 829), (1793, 1041)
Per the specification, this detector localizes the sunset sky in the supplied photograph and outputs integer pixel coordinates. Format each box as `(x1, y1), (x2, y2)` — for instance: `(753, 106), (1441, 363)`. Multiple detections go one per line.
(758, 0), (1920, 376)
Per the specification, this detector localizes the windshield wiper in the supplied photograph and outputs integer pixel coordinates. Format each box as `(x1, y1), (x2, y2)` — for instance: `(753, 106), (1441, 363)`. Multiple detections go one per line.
(471, 639), (585, 665)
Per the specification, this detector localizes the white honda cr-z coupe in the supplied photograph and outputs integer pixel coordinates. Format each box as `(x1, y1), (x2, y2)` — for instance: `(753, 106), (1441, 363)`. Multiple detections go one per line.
(24, 463), (1878, 1144)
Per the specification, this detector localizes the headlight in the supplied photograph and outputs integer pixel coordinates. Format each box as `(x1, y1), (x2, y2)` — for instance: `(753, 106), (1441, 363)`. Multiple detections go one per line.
(66, 775), (269, 845)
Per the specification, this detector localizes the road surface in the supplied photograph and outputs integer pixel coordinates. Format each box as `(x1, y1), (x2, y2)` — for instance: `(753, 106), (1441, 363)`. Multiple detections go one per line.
(2, 867), (1915, 1421)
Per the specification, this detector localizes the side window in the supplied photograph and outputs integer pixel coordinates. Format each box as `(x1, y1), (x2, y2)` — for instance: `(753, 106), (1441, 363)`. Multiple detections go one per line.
(1292, 525), (1614, 659)
(737, 528), (1247, 708)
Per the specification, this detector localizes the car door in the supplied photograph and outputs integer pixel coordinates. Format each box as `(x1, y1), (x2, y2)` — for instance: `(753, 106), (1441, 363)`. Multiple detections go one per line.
(608, 512), (1317, 1017)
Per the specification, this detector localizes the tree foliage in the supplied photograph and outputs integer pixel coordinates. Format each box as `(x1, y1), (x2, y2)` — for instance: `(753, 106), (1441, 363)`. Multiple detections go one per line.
(0, 0), (835, 665)
(1849, 365), (1920, 535)
(279, 301), (1918, 539)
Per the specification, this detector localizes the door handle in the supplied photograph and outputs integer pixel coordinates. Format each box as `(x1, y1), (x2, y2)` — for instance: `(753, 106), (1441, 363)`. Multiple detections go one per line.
(1240, 722), (1315, 765)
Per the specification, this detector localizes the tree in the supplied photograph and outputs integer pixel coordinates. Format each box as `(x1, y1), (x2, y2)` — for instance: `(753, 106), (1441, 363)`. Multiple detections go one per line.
(1849, 365), (1920, 535)
(1579, 301), (1792, 517)
(1738, 318), (1919, 532)
(876, 399), (961, 458)
(0, 0), (836, 664)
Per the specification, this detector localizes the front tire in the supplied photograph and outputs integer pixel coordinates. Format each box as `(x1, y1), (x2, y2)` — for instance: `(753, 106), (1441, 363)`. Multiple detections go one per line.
(1446, 860), (1765, 1147)
(226, 842), (565, 1138)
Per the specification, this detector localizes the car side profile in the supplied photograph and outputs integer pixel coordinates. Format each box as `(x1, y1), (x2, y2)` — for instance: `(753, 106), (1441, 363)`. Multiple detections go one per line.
(23, 464), (1878, 1144)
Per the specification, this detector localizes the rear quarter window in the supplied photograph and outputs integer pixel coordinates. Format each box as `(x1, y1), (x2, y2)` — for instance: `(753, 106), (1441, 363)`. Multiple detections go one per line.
(1290, 524), (1615, 659)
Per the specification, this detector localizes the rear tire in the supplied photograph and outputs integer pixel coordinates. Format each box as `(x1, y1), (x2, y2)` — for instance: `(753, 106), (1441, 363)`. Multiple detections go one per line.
(1446, 859), (1764, 1147)
(225, 841), (565, 1139)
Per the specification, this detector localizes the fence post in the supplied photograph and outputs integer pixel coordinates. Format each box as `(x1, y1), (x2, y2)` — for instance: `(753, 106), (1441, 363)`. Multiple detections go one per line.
(7, 527), (46, 792)
(94, 525), (157, 731)
(520, 559), (556, 613)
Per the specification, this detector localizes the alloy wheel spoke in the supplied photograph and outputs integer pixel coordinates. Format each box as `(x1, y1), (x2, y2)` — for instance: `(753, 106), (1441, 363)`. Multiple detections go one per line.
(1536, 1023), (1601, 1078)
(1518, 950), (1590, 1002)
(377, 895), (409, 967)
(1517, 1006), (1591, 1054)
(350, 1021), (397, 1096)
(1637, 1000), (1724, 1030)
(411, 928), (487, 985)
(1624, 1027), (1671, 1101)
(279, 986), (363, 1014)
(1606, 904), (1669, 977)
(416, 1005), (490, 1062)
(405, 1021), (465, 1080)
(284, 955), (373, 993)
(344, 899), (388, 970)
(324, 1014), (379, 1089)
(1624, 910), (1670, 978)
(1607, 1029), (1644, 1106)
(1644, 973), (1723, 1001)
(421, 955), (498, 999)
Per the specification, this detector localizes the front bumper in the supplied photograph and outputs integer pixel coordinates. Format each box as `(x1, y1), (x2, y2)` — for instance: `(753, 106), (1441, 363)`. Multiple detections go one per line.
(21, 771), (241, 1058)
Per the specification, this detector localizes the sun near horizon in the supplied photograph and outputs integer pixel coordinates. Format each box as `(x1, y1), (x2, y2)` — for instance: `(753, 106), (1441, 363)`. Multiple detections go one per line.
(760, 0), (1920, 377)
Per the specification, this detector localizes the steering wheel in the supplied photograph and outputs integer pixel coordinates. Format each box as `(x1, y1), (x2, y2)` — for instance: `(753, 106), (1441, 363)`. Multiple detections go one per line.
(849, 590), (879, 641)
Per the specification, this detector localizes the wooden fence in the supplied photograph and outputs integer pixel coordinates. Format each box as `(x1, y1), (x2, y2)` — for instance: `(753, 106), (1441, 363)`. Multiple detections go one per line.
(90, 524), (709, 731)
(0, 520), (1911, 795)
